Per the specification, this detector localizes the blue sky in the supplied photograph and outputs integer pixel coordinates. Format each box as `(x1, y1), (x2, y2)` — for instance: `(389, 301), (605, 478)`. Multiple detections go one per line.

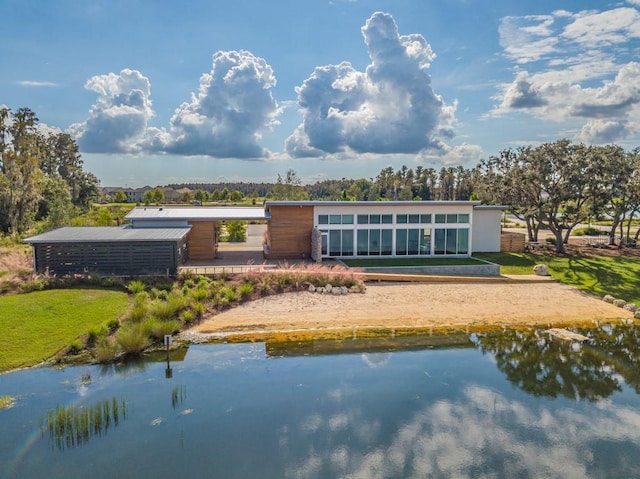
(3, 0), (640, 187)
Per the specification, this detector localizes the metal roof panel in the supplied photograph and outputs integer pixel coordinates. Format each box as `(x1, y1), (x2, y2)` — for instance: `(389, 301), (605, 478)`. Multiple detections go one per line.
(24, 226), (191, 244)
(125, 206), (268, 221)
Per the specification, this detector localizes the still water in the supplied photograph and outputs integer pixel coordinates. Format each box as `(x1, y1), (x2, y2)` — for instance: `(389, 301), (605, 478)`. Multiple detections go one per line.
(2, 326), (640, 478)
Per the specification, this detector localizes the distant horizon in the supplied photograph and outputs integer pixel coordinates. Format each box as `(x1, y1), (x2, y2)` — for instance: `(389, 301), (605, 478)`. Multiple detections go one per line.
(4, 1), (640, 187)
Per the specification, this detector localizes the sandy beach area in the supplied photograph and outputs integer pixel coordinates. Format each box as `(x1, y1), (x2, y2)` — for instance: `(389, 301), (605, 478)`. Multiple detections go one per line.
(192, 281), (634, 336)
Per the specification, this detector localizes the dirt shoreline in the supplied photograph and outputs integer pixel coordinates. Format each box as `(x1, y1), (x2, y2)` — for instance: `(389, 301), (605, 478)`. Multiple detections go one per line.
(191, 281), (634, 338)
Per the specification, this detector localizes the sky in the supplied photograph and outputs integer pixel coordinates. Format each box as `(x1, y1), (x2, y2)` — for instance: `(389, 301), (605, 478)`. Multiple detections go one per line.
(2, 0), (640, 187)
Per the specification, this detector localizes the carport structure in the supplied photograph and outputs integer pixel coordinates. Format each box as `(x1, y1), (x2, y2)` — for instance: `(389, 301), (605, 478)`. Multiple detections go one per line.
(125, 206), (268, 261)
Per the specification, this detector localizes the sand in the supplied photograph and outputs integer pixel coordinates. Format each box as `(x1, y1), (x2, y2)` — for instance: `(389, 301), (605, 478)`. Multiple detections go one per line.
(191, 281), (634, 336)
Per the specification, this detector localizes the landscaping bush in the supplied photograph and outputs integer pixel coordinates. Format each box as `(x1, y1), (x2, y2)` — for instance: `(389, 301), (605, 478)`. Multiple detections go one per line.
(145, 318), (181, 341)
(191, 301), (206, 317)
(190, 287), (209, 301)
(127, 299), (148, 323)
(181, 310), (195, 324)
(220, 286), (240, 302)
(68, 340), (84, 355)
(94, 337), (118, 363)
(573, 227), (606, 236)
(116, 324), (149, 355)
(149, 293), (188, 321)
(238, 281), (254, 298)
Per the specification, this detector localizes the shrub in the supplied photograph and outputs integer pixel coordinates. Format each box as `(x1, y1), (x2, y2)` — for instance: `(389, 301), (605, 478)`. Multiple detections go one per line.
(150, 293), (188, 321)
(191, 301), (206, 317)
(178, 270), (196, 283)
(220, 286), (239, 302)
(105, 318), (121, 333)
(573, 227), (606, 236)
(146, 318), (181, 341)
(224, 221), (247, 242)
(116, 324), (149, 355)
(94, 337), (118, 363)
(148, 285), (171, 300)
(181, 310), (195, 324)
(126, 280), (146, 294)
(87, 325), (107, 346)
(238, 281), (254, 298)
(190, 287), (209, 301)
(127, 302), (148, 323)
(68, 340), (84, 355)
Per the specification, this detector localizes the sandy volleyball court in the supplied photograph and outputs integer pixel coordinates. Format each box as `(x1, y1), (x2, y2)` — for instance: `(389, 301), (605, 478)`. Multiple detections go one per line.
(192, 281), (634, 335)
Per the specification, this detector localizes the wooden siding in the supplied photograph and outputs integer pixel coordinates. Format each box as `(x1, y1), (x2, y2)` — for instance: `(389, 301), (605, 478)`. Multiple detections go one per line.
(33, 239), (187, 276)
(187, 221), (217, 260)
(500, 232), (526, 252)
(266, 205), (314, 259)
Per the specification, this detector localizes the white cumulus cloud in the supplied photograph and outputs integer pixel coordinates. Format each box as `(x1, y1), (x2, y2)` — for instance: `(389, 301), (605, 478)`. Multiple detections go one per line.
(69, 69), (153, 153)
(495, 6), (640, 144)
(144, 50), (280, 158)
(285, 11), (456, 158)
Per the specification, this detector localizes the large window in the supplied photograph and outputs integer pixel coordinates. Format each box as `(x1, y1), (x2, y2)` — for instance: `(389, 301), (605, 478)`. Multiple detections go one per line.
(434, 228), (469, 255)
(328, 230), (354, 256)
(319, 209), (469, 257)
(396, 228), (431, 255)
(356, 229), (391, 255)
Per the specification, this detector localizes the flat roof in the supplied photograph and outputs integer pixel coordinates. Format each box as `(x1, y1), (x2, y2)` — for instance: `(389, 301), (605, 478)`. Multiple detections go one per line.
(24, 226), (191, 244)
(265, 200), (482, 207)
(125, 206), (269, 221)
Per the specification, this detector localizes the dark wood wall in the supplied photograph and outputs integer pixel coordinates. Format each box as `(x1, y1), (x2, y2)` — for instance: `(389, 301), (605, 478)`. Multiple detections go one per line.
(33, 239), (186, 276)
(266, 205), (314, 259)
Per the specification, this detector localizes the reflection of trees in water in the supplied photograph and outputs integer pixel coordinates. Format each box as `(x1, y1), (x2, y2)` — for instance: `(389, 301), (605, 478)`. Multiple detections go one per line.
(583, 324), (640, 394)
(473, 324), (640, 401)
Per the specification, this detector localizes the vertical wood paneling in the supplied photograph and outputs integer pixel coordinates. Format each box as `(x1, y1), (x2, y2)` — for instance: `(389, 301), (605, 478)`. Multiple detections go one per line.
(187, 221), (217, 260)
(266, 205), (314, 259)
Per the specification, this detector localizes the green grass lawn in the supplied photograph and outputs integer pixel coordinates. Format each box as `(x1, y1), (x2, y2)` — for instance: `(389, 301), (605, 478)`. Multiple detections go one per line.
(342, 257), (485, 267)
(0, 289), (129, 372)
(475, 252), (640, 304)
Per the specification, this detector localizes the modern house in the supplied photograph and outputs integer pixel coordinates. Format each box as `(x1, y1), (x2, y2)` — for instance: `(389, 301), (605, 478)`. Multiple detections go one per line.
(23, 201), (504, 276)
(264, 201), (503, 260)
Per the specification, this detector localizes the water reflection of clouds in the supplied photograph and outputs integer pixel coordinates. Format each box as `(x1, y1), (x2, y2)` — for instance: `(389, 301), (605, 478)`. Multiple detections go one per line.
(182, 343), (266, 369)
(361, 353), (391, 368)
(282, 385), (640, 478)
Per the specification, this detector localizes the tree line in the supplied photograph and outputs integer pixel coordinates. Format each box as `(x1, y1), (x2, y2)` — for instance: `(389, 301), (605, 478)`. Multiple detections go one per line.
(2, 108), (639, 255)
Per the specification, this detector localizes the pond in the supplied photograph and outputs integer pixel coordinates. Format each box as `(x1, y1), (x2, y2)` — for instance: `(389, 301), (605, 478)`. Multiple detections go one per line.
(2, 325), (640, 478)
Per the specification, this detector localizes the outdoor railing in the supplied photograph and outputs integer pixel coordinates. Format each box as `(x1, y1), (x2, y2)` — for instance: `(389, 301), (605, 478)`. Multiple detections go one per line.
(179, 264), (277, 275)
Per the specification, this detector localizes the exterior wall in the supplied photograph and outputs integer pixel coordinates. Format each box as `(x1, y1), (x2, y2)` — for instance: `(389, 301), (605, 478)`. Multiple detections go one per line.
(471, 209), (503, 252)
(313, 203), (475, 258)
(265, 205), (314, 259)
(32, 239), (186, 276)
(187, 221), (217, 260)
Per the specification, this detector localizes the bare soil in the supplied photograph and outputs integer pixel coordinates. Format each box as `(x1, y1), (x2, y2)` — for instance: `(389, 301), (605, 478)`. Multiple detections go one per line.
(193, 281), (634, 336)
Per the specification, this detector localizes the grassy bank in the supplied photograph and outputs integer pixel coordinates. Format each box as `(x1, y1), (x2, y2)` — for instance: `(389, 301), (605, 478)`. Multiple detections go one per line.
(475, 252), (640, 304)
(0, 289), (129, 372)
